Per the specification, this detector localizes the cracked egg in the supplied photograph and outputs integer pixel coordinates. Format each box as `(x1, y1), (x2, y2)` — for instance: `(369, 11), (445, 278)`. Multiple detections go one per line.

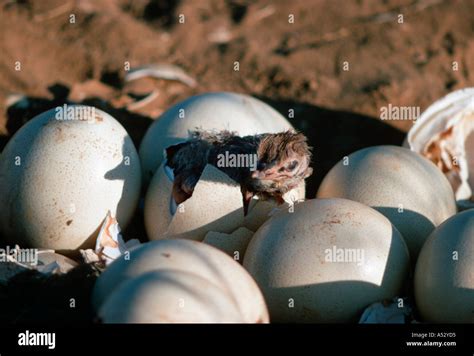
(139, 92), (294, 186)
(406, 87), (474, 210)
(144, 163), (305, 242)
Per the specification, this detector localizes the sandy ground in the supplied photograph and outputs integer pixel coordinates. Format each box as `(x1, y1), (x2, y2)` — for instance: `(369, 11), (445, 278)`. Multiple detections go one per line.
(0, 0), (473, 323)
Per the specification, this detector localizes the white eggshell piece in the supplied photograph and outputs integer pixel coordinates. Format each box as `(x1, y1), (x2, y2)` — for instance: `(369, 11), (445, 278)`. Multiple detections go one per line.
(0, 106), (141, 251)
(35, 250), (78, 273)
(203, 226), (254, 262)
(99, 269), (245, 323)
(406, 87), (474, 210)
(317, 145), (457, 258)
(139, 92), (293, 185)
(243, 181), (306, 232)
(415, 209), (474, 323)
(243, 198), (410, 323)
(92, 239), (269, 323)
(0, 249), (77, 283)
(144, 164), (244, 241)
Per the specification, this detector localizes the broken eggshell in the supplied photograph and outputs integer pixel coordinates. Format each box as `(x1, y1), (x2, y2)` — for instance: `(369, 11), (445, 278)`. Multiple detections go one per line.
(406, 87), (474, 210)
(92, 238), (269, 323)
(0, 248), (77, 284)
(139, 92), (294, 185)
(0, 106), (142, 251)
(203, 226), (254, 262)
(144, 164), (244, 241)
(144, 163), (305, 241)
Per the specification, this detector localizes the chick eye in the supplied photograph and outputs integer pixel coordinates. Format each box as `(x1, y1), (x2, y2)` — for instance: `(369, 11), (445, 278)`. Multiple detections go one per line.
(287, 160), (298, 171)
(257, 162), (267, 171)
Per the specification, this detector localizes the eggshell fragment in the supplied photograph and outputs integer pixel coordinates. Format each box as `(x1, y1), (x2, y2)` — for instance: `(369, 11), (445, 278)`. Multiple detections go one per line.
(414, 209), (474, 323)
(203, 227), (254, 262)
(144, 164), (244, 241)
(99, 270), (245, 323)
(317, 145), (457, 258)
(92, 239), (269, 323)
(243, 198), (410, 323)
(0, 106), (141, 251)
(33, 250), (78, 274)
(243, 181), (306, 232)
(139, 92), (293, 185)
(405, 88), (474, 210)
(0, 248), (77, 284)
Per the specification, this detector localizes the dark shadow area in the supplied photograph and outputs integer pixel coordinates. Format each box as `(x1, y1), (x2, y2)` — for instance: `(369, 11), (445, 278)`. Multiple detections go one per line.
(5, 84), (70, 142)
(228, 0), (248, 24)
(374, 207), (435, 263)
(0, 264), (98, 325)
(0, 134), (9, 151)
(121, 0), (180, 29)
(255, 96), (407, 198)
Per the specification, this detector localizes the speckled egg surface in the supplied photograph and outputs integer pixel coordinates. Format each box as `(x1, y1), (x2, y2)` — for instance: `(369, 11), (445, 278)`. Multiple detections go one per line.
(243, 198), (410, 323)
(317, 145), (457, 258)
(0, 106), (141, 250)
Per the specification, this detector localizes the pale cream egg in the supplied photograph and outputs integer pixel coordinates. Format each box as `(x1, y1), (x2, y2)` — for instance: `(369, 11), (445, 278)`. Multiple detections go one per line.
(0, 106), (141, 251)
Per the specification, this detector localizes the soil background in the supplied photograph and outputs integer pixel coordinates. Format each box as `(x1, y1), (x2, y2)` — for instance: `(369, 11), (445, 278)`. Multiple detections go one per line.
(0, 0), (473, 324)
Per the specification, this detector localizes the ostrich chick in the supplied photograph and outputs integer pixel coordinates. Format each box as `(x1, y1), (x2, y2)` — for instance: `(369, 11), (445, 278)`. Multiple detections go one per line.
(165, 130), (313, 215)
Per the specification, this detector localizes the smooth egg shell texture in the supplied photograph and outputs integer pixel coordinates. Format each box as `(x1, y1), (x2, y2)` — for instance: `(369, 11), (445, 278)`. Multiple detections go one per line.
(92, 239), (269, 323)
(99, 270), (245, 323)
(139, 92), (293, 185)
(0, 106), (141, 250)
(243, 198), (410, 323)
(144, 164), (244, 241)
(415, 209), (474, 323)
(317, 145), (457, 258)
